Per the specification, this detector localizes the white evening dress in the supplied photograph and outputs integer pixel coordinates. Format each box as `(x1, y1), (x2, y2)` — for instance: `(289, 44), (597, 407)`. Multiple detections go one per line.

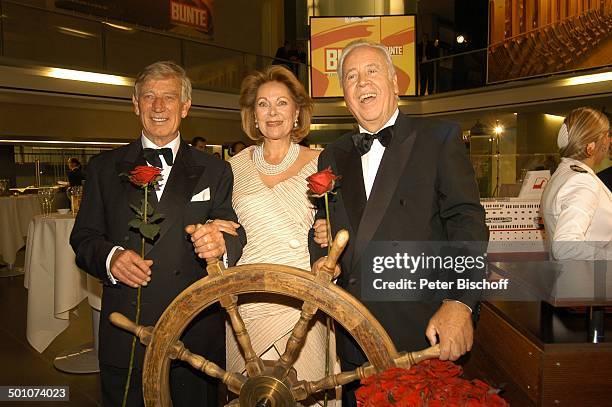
(226, 146), (339, 406)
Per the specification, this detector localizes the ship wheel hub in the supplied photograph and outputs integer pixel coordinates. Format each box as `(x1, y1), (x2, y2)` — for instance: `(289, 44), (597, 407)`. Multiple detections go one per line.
(239, 375), (294, 407)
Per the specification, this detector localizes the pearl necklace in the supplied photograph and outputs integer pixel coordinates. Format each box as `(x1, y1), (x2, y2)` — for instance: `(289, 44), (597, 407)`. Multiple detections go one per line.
(253, 143), (300, 175)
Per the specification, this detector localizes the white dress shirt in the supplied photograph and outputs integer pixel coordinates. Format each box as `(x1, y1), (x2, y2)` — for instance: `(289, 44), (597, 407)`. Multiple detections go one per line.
(105, 134), (181, 283)
(141, 132), (181, 200)
(359, 109), (399, 199)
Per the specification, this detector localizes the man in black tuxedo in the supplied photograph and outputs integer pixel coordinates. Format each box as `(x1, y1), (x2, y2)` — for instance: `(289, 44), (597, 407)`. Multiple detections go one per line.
(70, 61), (244, 406)
(311, 40), (487, 405)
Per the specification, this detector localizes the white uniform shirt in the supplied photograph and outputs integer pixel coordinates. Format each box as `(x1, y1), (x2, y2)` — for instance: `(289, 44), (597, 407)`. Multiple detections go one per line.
(540, 157), (612, 260)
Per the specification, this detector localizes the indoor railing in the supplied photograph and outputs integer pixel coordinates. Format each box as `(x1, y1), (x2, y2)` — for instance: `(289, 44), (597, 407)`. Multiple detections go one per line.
(0, 0), (306, 94)
(0, 0), (488, 97)
(1, 0), (608, 98)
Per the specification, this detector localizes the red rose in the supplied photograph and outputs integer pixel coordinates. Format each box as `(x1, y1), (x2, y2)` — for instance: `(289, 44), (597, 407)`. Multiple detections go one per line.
(307, 166), (341, 197)
(356, 361), (508, 407)
(129, 165), (161, 187)
(421, 359), (462, 379)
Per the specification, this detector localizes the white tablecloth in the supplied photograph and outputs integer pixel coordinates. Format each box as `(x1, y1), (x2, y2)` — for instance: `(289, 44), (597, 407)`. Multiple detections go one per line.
(0, 195), (40, 265)
(24, 214), (102, 353)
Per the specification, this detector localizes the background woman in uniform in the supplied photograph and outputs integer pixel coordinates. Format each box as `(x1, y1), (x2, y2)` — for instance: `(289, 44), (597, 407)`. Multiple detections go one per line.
(540, 107), (611, 260)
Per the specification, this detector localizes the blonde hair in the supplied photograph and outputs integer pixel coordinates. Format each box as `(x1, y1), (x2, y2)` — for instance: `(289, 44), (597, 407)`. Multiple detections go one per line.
(560, 107), (609, 160)
(239, 65), (313, 143)
(134, 61), (192, 102)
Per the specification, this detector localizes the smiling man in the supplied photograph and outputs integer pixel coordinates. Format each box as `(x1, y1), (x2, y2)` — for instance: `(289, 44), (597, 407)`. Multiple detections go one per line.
(70, 61), (244, 407)
(311, 40), (487, 406)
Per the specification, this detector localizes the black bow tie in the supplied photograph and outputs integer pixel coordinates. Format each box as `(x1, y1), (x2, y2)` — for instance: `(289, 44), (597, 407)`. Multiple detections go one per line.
(143, 147), (173, 167)
(352, 126), (393, 155)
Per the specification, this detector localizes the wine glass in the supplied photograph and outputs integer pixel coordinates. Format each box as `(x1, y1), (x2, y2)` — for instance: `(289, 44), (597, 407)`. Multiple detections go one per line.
(68, 186), (82, 215)
(37, 187), (56, 217)
(37, 188), (49, 217)
(46, 188), (56, 214)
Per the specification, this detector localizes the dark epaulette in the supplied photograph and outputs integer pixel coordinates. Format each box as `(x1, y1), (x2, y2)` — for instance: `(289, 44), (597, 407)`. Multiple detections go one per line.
(570, 165), (588, 173)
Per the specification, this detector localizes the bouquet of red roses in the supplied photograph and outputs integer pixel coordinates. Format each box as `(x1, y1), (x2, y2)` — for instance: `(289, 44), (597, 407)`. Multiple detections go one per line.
(356, 360), (508, 407)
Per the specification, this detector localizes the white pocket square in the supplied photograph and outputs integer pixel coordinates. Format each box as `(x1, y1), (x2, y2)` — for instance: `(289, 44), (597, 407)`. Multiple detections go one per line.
(190, 187), (210, 202)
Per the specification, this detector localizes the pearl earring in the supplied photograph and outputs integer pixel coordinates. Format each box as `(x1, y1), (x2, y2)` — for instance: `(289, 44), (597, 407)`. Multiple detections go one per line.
(255, 121), (259, 129)
(294, 118), (298, 128)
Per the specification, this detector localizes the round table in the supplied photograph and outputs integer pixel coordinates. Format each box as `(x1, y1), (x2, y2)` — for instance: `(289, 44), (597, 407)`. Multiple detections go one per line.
(0, 195), (41, 275)
(24, 213), (102, 373)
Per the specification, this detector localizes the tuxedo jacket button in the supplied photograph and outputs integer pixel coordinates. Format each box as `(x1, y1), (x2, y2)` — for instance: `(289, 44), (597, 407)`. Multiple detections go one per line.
(348, 277), (358, 285)
(123, 235), (129, 241)
(174, 270), (181, 276)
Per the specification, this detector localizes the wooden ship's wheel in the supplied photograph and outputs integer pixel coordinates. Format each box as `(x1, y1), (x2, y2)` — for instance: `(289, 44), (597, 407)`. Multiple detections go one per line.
(110, 230), (440, 406)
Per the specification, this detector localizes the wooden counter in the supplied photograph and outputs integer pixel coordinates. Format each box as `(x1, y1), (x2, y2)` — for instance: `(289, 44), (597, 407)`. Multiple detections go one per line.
(464, 301), (612, 406)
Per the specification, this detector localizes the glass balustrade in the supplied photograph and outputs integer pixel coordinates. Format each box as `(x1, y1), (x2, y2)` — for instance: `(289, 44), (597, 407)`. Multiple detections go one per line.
(0, 0), (303, 93)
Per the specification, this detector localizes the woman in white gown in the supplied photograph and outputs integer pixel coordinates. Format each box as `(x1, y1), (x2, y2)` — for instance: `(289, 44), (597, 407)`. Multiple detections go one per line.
(226, 65), (338, 405)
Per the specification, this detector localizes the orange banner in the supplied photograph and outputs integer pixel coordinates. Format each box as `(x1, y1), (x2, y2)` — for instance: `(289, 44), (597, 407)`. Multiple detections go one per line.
(310, 16), (416, 98)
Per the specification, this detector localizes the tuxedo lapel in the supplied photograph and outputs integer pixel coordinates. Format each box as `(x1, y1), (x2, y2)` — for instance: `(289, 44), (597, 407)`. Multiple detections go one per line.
(352, 114), (417, 270)
(334, 137), (366, 236)
(152, 142), (204, 250)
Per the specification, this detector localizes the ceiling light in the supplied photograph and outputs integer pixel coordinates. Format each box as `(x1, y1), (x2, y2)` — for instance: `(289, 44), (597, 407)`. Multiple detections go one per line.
(456, 35), (465, 44)
(102, 22), (134, 31)
(57, 26), (97, 39)
(562, 71), (612, 86)
(309, 123), (355, 131)
(0, 139), (127, 146)
(44, 68), (133, 86)
(544, 114), (565, 121)
(493, 121), (503, 135)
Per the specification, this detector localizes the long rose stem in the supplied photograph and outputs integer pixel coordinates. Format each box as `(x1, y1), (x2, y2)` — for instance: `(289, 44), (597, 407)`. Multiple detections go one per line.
(324, 193), (332, 256)
(121, 184), (147, 407)
(323, 192), (332, 406)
